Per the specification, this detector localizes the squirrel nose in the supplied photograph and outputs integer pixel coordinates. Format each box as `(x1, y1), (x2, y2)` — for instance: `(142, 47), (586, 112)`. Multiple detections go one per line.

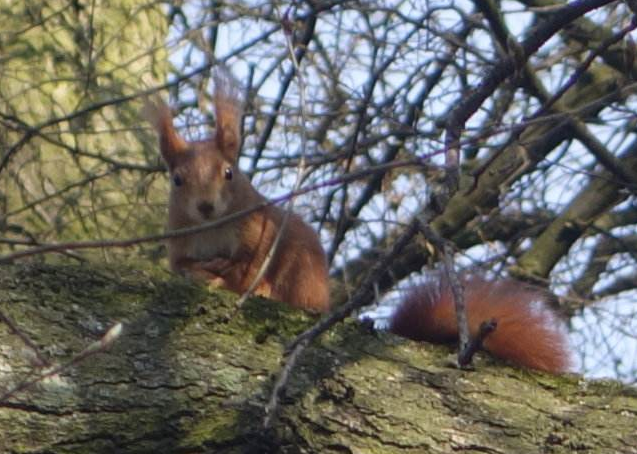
(197, 201), (214, 218)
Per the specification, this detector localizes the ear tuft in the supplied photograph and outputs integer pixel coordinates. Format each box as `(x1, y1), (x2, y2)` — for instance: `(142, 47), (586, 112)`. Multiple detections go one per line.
(143, 95), (187, 169)
(213, 67), (243, 163)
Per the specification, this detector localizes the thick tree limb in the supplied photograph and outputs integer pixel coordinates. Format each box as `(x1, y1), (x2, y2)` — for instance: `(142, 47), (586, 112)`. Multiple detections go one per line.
(0, 263), (635, 453)
(521, 0), (637, 76)
(512, 138), (637, 280)
(571, 234), (637, 300)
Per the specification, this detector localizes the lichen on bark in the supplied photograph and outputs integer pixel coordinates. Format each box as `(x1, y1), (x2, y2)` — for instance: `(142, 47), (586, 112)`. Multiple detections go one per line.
(0, 262), (635, 453)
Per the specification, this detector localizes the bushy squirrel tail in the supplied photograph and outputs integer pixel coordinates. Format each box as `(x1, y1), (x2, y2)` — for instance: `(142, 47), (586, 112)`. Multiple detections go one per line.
(389, 274), (571, 373)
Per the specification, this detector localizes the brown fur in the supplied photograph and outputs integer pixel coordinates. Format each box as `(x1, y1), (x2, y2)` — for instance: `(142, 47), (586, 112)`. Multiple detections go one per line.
(145, 69), (330, 313)
(390, 274), (571, 373)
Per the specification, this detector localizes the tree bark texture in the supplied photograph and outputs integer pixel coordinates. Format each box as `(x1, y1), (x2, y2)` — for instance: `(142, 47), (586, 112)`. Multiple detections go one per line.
(0, 263), (635, 453)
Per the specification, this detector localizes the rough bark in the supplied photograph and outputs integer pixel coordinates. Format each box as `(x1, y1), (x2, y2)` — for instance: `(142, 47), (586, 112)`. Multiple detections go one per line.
(0, 263), (635, 454)
(512, 139), (637, 281)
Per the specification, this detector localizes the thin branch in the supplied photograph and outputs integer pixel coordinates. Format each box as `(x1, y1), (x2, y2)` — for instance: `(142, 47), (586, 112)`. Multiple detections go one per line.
(0, 322), (122, 403)
(417, 220), (471, 365)
(235, 4), (313, 308)
(249, 8), (317, 175)
(264, 216), (421, 429)
(0, 309), (51, 368)
(326, 22), (472, 262)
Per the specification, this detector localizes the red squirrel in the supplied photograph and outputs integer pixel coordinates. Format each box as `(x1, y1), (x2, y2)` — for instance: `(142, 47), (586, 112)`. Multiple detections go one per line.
(389, 274), (571, 373)
(145, 69), (330, 313)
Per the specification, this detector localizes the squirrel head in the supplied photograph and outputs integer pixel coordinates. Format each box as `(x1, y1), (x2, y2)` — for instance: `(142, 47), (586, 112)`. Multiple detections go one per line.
(145, 69), (244, 223)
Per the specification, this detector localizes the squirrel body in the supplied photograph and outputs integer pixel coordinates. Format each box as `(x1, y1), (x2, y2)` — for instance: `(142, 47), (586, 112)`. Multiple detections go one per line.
(390, 274), (570, 373)
(146, 70), (330, 313)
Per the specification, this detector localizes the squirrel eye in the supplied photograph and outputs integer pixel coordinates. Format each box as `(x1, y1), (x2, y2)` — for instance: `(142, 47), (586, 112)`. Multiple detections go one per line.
(172, 174), (183, 187)
(224, 167), (233, 181)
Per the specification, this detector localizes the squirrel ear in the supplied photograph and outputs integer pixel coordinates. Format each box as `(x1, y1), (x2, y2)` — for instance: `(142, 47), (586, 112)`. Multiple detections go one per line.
(213, 68), (243, 163)
(143, 96), (187, 169)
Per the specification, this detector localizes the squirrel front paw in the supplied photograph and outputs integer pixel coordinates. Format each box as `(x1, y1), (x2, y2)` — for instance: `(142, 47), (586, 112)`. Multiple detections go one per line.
(175, 258), (227, 286)
(200, 257), (233, 275)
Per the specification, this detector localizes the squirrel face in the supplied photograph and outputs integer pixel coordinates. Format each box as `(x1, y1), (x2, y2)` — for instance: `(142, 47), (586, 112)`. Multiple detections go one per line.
(166, 142), (236, 223)
(144, 68), (244, 225)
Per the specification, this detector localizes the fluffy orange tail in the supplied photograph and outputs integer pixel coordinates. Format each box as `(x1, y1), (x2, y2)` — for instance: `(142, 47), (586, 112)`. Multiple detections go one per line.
(389, 274), (571, 373)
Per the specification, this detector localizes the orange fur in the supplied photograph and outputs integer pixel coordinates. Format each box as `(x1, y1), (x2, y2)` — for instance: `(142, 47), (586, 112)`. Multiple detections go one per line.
(146, 68), (330, 313)
(389, 274), (571, 373)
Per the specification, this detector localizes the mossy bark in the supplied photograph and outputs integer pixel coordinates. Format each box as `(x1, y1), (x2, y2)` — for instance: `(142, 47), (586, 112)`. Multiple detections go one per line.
(0, 0), (168, 250)
(0, 263), (635, 453)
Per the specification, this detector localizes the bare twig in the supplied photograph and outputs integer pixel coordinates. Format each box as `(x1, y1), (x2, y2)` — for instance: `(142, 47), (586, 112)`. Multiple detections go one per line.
(249, 8), (317, 174)
(535, 15), (637, 116)
(0, 309), (51, 368)
(442, 243), (469, 360)
(458, 319), (497, 366)
(325, 22), (473, 263)
(235, 4), (313, 308)
(0, 322), (122, 403)
(417, 221), (471, 365)
(263, 216), (421, 429)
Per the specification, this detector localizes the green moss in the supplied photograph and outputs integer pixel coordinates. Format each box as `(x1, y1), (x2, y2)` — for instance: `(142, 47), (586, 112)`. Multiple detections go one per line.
(179, 408), (246, 448)
(2, 262), (636, 452)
